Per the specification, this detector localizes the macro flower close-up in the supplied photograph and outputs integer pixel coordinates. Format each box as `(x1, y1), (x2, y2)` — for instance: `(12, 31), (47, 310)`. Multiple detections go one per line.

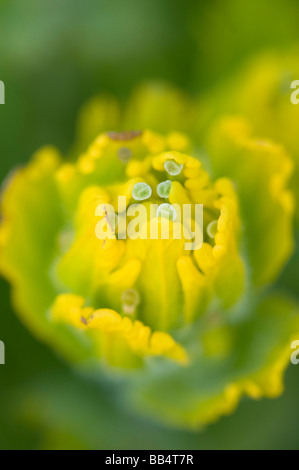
(1, 0), (299, 452)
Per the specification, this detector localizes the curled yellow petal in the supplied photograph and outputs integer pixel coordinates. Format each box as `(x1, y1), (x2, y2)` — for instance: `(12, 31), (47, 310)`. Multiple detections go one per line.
(51, 293), (188, 367)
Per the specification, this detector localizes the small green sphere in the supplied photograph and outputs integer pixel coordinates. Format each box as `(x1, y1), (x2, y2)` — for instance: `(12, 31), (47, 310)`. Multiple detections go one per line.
(164, 160), (183, 176)
(157, 203), (177, 222)
(132, 182), (152, 201)
(157, 180), (172, 198)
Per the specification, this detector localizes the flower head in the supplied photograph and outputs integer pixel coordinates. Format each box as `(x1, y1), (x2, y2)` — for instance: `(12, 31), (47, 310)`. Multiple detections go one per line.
(0, 128), (244, 366)
(0, 88), (298, 428)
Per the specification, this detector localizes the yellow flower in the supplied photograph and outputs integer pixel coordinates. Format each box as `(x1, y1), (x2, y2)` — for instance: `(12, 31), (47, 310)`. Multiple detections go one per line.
(0, 88), (297, 428)
(0, 129), (245, 368)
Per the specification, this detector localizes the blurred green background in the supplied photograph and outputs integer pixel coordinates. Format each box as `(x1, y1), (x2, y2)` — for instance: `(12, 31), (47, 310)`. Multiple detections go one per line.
(0, 0), (299, 449)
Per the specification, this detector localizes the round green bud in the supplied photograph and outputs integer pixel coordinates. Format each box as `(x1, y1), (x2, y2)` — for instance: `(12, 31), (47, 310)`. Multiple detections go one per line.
(157, 180), (172, 198)
(207, 220), (218, 238)
(117, 147), (133, 163)
(164, 160), (183, 176)
(157, 203), (177, 222)
(132, 182), (152, 201)
(121, 289), (140, 315)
